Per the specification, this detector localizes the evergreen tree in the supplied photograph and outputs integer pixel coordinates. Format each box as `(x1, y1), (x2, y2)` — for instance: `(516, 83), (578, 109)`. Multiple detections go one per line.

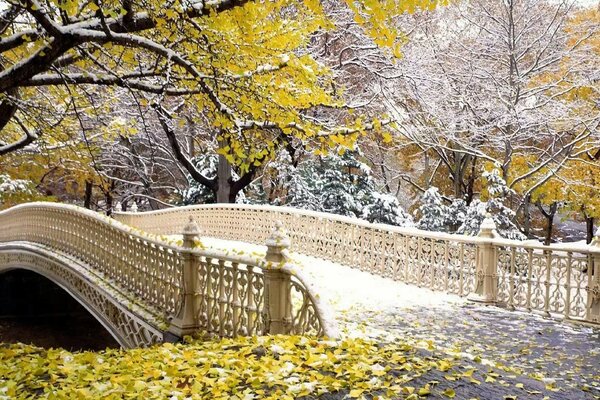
(483, 169), (525, 240)
(457, 199), (487, 236)
(417, 187), (448, 232)
(445, 198), (468, 232)
(362, 192), (413, 226)
(319, 151), (373, 217)
(277, 149), (412, 226)
(456, 169), (525, 240)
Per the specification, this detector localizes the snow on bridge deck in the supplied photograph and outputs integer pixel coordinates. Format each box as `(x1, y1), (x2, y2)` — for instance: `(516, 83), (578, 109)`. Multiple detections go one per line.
(196, 237), (600, 399)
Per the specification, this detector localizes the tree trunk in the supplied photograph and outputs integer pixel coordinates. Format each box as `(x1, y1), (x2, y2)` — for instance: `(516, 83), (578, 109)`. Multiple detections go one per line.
(586, 216), (594, 244)
(452, 154), (463, 199)
(463, 156), (477, 205)
(105, 190), (113, 216)
(523, 194), (531, 237)
(216, 152), (233, 203)
(544, 214), (553, 246)
(83, 181), (93, 209)
(536, 201), (557, 246)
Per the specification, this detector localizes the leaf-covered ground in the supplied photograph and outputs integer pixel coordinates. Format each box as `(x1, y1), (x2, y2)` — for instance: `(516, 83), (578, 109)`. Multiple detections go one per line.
(0, 334), (489, 399)
(1, 240), (599, 399)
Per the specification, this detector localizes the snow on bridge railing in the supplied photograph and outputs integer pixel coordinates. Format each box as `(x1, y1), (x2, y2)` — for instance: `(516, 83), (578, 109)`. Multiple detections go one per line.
(0, 202), (334, 344)
(114, 204), (600, 326)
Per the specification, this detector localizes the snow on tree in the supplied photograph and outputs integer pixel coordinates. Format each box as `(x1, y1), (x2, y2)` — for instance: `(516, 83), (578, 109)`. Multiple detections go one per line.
(416, 187), (448, 232)
(285, 166), (319, 211)
(456, 169), (525, 240)
(318, 151), (373, 217)
(457, 200), (487, 236)
(0, 174), (34, 197)
(0, 174), (40, 209)
(483, 169), (526, 240)
(445, 198), (467, 233)
(257, 148), (412, 226)
(362, 192), (413, 226)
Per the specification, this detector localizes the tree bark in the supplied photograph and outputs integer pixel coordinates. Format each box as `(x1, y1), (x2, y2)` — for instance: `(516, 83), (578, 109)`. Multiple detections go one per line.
(105, 190), (113, 216)
(586, 216), (594, 244)
(523, 194), (531, 238)
(83, 181), (93, 209)
(536, 202), (558, 246)
(216, 152), (233, 203)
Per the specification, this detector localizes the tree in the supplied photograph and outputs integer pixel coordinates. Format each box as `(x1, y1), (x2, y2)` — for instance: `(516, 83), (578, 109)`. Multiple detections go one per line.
(247, 147), (413, 226)
(179, 153), (243, 205)
(456, 169), (525, 240)
(416, 187), (448, 232)
(362, 192), (413, 226)
(382, 0), (599, 212)
(457, 200), (487, 237)
(444, 198), (467, 233)
(482, 169), (526, 241)
(0, 0), (438, 156)
(562, 156), (600, 243)
(0, 173), (49, 208)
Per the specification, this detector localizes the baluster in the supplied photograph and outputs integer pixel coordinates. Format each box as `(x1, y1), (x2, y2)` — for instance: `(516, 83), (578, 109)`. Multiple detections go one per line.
(205, 258), (215, 332)
(232, 262), (240, 336)
(417, 237), (423, 286)
(526, 249), (533, 312)
(430, 240), (436, 290)
(564, 252), (572, 320)
(459, 243), (465, 296)
(544, 251), (552, 317)
(444, 241), (449, 292)
(509, 247), (516, 310)
(246, 266), (256, 335)
(404, 236), (410, 284)
(218, 260), (226, 337)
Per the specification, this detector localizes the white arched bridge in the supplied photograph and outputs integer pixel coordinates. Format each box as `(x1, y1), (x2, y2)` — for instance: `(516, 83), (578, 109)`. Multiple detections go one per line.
(1, 202), (599, 348)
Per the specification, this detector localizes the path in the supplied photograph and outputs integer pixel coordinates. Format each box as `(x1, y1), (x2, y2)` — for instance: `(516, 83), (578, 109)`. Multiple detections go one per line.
(204, 237), (600, 399)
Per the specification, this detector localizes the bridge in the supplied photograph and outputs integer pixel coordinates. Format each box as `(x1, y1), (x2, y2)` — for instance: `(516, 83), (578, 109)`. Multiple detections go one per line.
(1, 202), (599, 348)
(0, 203), (331, 348)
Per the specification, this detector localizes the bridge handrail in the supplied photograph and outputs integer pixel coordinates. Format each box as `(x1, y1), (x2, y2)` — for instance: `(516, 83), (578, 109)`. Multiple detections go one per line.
(0, 202), (334, 340)
(113, 203), (600, 253)
(114, 204), (600, 325)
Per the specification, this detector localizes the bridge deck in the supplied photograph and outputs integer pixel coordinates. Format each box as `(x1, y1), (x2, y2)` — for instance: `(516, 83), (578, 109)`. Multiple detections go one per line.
(198, 237), (600, 398)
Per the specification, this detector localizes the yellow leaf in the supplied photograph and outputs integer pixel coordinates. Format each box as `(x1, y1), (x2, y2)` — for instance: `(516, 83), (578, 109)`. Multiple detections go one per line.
(443, 388), (456, 398)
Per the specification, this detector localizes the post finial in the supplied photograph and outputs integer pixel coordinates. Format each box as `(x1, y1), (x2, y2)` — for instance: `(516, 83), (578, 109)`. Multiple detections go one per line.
(265, 220), (291, 263)
(478, 213), (497, 239)
(115, 202), (122, 212)
(130, 202), (138, 213)
(183, 216), (202, 237)
(266, 220), (291, 248)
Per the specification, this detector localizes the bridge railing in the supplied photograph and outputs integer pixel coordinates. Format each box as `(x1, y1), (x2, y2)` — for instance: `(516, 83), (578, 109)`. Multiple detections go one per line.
(1, 202), (184, 317)
(114, 204), (600, 325)
(0, 203), (333, 341)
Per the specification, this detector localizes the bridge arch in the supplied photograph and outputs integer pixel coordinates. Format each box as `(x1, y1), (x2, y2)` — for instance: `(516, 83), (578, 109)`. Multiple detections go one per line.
(0, 244), (164, 348)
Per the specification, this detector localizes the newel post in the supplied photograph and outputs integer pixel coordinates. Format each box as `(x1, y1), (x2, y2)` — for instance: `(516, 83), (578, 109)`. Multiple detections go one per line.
(587, 231), (600, 323)
(264, 221), (293, 335)
(168, 216), (202, 338)
(468, 214), (499, 304)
